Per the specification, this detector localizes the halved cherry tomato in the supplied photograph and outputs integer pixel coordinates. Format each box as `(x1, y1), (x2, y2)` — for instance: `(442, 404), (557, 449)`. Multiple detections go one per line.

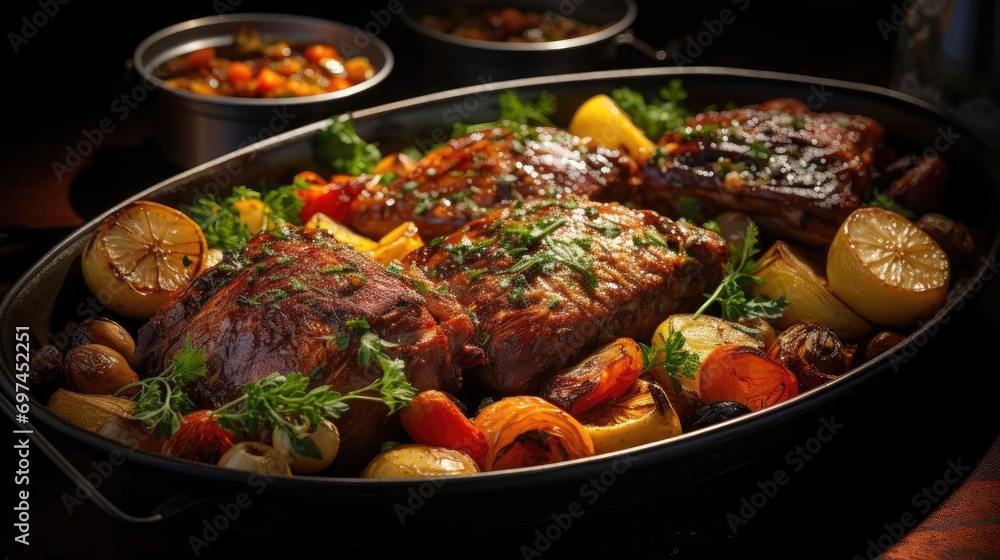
(698, 344), (799, 411)
(254, 66), (285, 95)
(160, 410), (237, 464)
(399, 390), (488, 468)
(297, 178), (366, 225)
(303, 44), (339, 64)
(226, 61), (254, 89)
(473, 395), (594, 471)
(540, 338), (644, 416)
(184, 47), (215, 69)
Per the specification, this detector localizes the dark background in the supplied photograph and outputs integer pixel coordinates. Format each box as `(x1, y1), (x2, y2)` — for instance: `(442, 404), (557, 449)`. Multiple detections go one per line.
(3, 1), (998, 559)
(2, 0), (906, 139)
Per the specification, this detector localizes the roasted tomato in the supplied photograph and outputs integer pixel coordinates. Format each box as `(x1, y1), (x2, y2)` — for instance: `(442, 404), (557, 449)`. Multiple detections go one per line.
(540, 338), (644, 416)
(399, 390), (488, 468)
(698, 345), (799, 411)
(161, 410), (237, 464)
(473, 395), (595, 471)
(297, 177), (367, 224)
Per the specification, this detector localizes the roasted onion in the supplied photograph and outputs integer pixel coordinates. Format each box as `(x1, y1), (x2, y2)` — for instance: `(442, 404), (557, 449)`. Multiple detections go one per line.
(767, 322), (856, 390)
(473, 395), (595, 471)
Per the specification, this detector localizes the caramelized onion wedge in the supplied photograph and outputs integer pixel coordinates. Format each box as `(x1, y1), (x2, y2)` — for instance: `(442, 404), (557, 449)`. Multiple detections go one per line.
(540, 338), (644, 416)
(473, 395), (595, 471)
(47, 388), (135, 432)
(577, 378), (681, 455)
(752, 241), (872, 339)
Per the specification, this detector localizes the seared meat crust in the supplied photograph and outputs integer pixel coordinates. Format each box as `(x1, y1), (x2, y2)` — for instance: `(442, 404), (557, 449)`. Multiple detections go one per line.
(403, 196), (729, 395)
(350, 125), (642, 240)
(132, 226), (483, 473)
(639, 98), (891, 245)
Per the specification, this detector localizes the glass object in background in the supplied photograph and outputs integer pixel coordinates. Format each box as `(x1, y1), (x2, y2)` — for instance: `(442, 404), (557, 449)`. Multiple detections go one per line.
(889, 0), (999, 146)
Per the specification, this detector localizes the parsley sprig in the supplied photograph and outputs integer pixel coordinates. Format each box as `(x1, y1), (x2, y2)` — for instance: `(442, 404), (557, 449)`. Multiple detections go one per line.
(694, 221), (788, 323)
(209, 316), (416, 460)
(639, 331), (700, 394)
(451, 89), (557, 137)
(611, 80), (691, 140)
(316, 117), (383, 176)
(116, 336), (207, 440)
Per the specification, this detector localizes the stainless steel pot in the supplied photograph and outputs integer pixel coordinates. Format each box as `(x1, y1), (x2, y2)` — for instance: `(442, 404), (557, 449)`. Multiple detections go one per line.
(133, 12), (394, 169)
(400, 0), (639, 88)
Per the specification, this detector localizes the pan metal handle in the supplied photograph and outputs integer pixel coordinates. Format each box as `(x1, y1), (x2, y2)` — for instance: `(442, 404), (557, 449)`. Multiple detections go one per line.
(1, 381), (206, 525)
(613, 29), (683, 65)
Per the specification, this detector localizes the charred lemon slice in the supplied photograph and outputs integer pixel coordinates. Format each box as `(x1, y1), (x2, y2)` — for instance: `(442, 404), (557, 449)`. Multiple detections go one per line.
(827, 207), (950, 327)
(81, 200), (208, 319)
(576, 378), (682, 455)
(568, 94), (656, 164)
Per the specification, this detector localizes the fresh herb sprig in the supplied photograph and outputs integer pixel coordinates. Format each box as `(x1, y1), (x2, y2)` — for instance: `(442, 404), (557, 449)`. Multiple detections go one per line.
(212, 362), (413, 460)
(694, 221), (788, 323)
(211, 316), (416, 459)
(116, 336), (207, 440)
(316, 117), (383, 176)
(451, 89), (557, 137)
(639, 331), (700, 394)
(182, 184), (304, 252)
(611, 80), (691, 141)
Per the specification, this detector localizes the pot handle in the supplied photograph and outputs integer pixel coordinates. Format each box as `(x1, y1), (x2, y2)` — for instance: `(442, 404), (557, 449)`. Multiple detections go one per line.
(1, 389), (206, 525)
(611, 29), (683, 65)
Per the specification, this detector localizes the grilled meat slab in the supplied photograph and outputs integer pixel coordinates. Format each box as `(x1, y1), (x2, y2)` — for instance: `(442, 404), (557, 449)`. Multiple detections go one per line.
(350, 125), (642, 240)
(639, 98), (891, 245)
(403, 196), (729, 395)
(132, 227), (483, 473)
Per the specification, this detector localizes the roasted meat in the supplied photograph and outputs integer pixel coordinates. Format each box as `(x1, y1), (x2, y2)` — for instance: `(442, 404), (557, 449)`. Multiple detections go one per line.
(349, 125), (642, 240)
(131, 226), (483, 473)
(403, 196), (729, 395)
(639, 98), (893, 245)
